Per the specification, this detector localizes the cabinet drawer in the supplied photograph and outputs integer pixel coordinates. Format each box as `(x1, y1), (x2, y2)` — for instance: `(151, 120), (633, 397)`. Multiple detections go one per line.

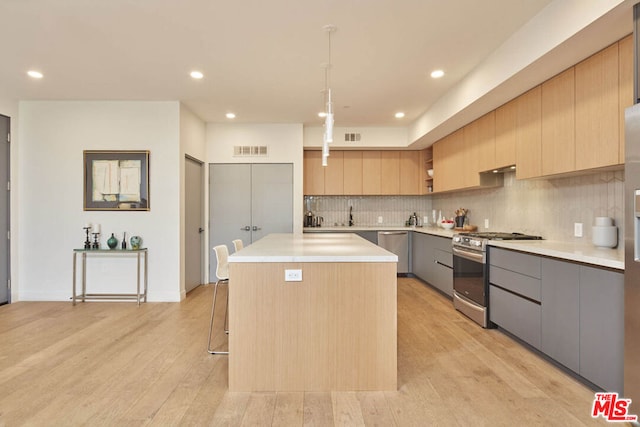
(489, 265), (541, 302)
(489, 247), (541, 278)
(433, 248), (452, 268)
(490, 285), (541, 349)
(431, 235), (453, 253)
(432, 255), (453, 296)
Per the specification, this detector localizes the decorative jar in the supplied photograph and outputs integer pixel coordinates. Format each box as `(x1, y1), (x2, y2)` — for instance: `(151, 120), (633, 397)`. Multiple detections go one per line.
(130, 235), (142, 250)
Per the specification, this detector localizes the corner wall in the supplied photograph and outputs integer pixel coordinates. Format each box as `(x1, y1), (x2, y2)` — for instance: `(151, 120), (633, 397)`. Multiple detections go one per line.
(18, 101), (182, 301)
(179, 104), (206, 296)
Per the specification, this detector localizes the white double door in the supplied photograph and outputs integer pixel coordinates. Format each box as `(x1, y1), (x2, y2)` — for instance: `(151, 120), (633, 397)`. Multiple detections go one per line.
(209, 163), (293, 282)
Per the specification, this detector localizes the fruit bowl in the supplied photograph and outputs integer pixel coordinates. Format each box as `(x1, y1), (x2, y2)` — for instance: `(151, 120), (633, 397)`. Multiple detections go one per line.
(441, 221), (454, 229)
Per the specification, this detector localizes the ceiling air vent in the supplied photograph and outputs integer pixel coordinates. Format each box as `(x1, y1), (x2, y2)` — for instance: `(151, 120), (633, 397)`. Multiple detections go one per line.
(233, 145), (268, 157)
(344, 133), (361, 142)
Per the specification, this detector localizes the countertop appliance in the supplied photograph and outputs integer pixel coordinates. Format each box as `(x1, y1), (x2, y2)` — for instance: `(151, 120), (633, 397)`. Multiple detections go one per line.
(378, 231), (409, 274)
(625, 4), (640, 409)
(452, 231), (542, 328)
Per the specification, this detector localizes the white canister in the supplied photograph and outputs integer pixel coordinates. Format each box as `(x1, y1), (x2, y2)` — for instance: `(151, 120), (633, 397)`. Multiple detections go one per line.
(592, 217), (617, 248)
(594, 216), (613, 227)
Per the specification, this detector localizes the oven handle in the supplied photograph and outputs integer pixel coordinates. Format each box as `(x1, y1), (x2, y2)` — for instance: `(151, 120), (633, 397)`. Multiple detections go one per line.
(452, 246), (484, 263)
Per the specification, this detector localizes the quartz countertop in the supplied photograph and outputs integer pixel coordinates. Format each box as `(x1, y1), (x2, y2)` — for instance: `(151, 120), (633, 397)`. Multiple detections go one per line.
(487, 239), (624, 271)
(228, 233), (398, 263)
(303, 225), (456, 239)
(303, 225), (623, 270)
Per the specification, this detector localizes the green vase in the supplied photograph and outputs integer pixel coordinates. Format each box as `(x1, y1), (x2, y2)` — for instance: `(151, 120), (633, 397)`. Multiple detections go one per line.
(107, 233), (118, 249)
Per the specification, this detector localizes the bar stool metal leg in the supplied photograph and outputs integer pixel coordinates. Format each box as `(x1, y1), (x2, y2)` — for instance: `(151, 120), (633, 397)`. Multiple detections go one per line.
(223, 289), (229, 334)
(207, 279), (229, 355)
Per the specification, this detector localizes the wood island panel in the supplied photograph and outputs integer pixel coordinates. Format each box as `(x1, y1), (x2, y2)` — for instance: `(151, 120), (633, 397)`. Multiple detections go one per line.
(228, 262), (397, 392)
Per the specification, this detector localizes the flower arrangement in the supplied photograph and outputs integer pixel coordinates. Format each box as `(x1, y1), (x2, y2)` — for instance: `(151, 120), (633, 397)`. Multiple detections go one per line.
(455, 208), (468, 217)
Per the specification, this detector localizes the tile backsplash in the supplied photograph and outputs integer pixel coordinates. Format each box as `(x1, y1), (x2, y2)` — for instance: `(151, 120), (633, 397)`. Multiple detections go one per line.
(432, 170), (624, 245)
(306, 169), (624, 250)
(304, 195), (432, 227)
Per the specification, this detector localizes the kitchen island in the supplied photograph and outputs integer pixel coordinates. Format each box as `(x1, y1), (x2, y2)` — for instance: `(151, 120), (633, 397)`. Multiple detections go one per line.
(227, 233), (398, 392)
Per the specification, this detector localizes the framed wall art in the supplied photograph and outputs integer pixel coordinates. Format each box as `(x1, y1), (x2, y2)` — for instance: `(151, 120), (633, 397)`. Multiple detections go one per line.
(84, 150), (150, 211)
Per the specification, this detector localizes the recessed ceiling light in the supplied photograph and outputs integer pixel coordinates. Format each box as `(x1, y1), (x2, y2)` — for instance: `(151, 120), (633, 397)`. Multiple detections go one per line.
(318, 112), (327, 118)
(226, 112), (236, 119)
(190, 71), (204, 79)
(395, 112), (405, 119)
(27, 70), (43, 79)
(430, 69), (445, 79)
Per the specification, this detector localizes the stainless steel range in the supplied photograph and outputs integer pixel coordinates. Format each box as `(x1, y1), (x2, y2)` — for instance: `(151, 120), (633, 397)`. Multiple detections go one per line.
(452, 232), (542, 328)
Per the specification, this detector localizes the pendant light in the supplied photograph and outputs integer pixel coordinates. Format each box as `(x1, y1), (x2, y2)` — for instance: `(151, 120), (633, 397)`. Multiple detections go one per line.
(321, 24), (336, 166)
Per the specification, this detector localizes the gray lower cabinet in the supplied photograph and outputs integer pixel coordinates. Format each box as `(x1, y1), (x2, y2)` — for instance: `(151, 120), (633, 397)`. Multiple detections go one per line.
(541, 258), (580, 372)
(411, 232), (452, 297)
(489, 248), (542, 349)
(355, 231), (378, 245)
(489, 285), (541, 349)
(432, 249), (453, 296)
(579, 265), (624, 393)
(490, 247), (624, 392)
(411, 232), (432, 282)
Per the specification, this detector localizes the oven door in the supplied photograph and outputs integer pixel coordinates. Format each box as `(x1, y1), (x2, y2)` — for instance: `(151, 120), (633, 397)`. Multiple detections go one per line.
(452, 246), (486, 306)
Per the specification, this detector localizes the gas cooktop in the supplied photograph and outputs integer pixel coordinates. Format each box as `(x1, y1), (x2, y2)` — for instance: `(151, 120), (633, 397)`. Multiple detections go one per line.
(456, 232), (543, 241)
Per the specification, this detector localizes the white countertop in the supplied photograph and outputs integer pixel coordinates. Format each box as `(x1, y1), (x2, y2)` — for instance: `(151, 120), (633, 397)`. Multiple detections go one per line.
(303, 226), (624, 270)
(228, 233), (398, 263)
(488, 239), (624, 271)
(304, 225), (456, 239)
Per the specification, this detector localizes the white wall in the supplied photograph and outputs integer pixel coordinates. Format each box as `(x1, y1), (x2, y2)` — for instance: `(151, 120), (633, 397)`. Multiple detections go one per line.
(179, 104), (206, 297)
(303, 126), (408, 149)
(18, 101), (182, 301)
(0, 99), (19, 302)
(206, 123), (304, 231)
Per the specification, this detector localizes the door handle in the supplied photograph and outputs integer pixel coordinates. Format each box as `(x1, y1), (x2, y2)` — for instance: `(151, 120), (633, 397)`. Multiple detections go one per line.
(198, 227), (204, 233)
(252, 226), (261, 231)
(241, 226), (250, 231)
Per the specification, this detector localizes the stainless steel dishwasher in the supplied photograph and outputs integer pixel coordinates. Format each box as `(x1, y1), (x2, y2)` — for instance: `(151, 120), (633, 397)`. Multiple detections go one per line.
(377, 231), (409, 274)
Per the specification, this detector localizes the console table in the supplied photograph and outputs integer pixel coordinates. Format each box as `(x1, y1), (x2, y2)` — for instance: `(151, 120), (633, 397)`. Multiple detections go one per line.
(72, 248), (148, 305)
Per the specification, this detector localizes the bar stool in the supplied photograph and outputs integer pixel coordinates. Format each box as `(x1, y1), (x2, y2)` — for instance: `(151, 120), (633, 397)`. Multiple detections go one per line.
(232, 239), (243, 252)
(208, 244), (229, 355)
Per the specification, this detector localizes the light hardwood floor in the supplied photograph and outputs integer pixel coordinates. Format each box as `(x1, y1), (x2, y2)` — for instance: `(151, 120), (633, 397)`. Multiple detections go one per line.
(0, 278), (614, 426)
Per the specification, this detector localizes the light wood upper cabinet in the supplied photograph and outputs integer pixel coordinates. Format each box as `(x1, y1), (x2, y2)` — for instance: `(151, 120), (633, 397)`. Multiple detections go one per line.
(433, 130), (464, 192)
(432, 139), (447, 193)
(399, 151), (421, 195)
(463, 119), (481, 188)
(575, 43), (619, 170)
(303, 150), (424, 196)
(380, 151), (400, 195)
(542, 67), (575, 176)
(343, 151), (363, 195)
(323, 151), (344, 195)
(362, 151), (382, 195)
(619, 34), (633, 164)
(495, 99), (517, 168)
(477, 111), (496, 173)
(303, 150), (324, 195)
(464, 111), (495, 187)
(516, 86), (542, 179)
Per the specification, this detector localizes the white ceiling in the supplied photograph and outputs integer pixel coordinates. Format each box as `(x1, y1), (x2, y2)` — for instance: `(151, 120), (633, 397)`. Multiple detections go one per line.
(0, 0), (635, 138)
